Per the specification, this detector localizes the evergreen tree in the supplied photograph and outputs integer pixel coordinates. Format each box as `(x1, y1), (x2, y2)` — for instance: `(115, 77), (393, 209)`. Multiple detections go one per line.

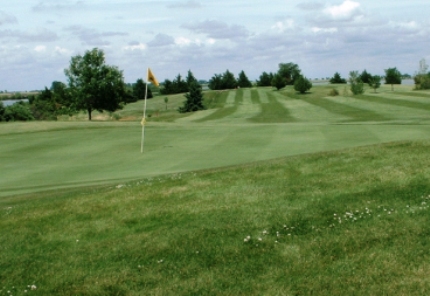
(294, 75), (312, 94)
(329, 72), (347, 84)
(271, 74), (287, 90)
(237, 70), (252, 88)
(257, 72), (274, 87)
(221, 70), (237, 89)
(208, 74), (223, 90)
(133, 79), (152, 101)
(178, 82), (205, 113)
(359, 70), (372, 84)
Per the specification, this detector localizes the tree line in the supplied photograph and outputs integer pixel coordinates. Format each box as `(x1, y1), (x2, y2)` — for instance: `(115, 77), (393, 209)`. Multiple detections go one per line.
(1, 47), (427, 122)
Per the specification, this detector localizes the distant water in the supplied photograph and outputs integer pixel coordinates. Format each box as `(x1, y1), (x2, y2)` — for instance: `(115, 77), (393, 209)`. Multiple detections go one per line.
(1, 99), (29, 107)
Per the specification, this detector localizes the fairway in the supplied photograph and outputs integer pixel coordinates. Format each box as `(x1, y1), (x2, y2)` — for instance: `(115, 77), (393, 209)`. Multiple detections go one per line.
(1, 84), (430, 197)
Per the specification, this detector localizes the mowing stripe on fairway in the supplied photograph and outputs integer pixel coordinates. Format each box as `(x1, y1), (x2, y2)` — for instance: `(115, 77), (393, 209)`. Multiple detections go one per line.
(195, 106), (238, 122)
(242, 89), (252, 105)
(394, 91), (430, 99)
(251, 89), (261, 104)
(225, 91), (236, 105)
(300, 96), (390, 122)
(276, 92), (349, 122)
(357, 93), (430, 111)
(235, 88), (244, 105)
(249, 92), (297, 123)
(257, 88), (270, 103)
(175, 109), (220, 123)
(324, 95), (428, 122)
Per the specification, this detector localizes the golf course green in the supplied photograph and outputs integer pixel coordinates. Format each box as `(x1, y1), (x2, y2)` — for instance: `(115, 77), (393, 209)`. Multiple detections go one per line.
(1, 84), (429, 197)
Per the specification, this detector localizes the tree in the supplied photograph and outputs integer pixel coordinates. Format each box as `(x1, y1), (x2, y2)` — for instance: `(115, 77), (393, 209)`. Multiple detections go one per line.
(208, 74), (223, 90)
(349, 71), (364, 95)
(3, 102), (34, 121)
(178, 81), (205, 113)
(30, 87), (58, 120)
(208, 70), (237, 90)
(133, 79), (152, 101)
(185, 70), (198, 87)
(329, 72), (347, 84)
(237, 70), (252, 88)
(368, 75), (381, 93)
(359, 70), (372, 84)
(277, 63), (301, 85)
(413, 59), (430, 90)
(271, 74), (287, 90)
(384, 67), (402, 91)
(257, 72), (273, 87)
(294, 75), (312, 94)
(64, 48), (127, 120)
(221, 70), (237, 89)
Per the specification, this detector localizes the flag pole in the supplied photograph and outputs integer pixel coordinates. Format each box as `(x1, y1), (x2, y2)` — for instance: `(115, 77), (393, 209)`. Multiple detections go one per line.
(140, 68), (149, 153)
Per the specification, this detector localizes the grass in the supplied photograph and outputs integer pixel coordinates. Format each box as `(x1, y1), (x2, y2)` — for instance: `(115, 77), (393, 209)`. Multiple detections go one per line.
(2, 84), (430, 294)
(2, 84), (430, 197)
(1, 140), (430, 295)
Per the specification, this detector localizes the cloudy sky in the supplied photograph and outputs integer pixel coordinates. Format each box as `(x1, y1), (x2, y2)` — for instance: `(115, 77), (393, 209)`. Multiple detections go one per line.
(1, 0), (429, 91)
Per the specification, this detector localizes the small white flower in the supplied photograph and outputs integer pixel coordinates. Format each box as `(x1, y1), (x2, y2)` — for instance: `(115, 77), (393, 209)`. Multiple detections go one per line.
(262, 230), (268, 235)
(258, 237), (262, 241)
(31, 285), (37, 290)
(157, 260), (163, 263)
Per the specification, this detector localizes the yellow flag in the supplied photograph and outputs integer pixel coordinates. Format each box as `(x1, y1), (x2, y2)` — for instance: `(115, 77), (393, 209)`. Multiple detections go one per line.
(147, 68), (159, 86)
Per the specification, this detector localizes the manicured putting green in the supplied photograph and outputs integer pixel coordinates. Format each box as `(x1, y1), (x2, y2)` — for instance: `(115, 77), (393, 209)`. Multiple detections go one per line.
(1, 85), (430, 197)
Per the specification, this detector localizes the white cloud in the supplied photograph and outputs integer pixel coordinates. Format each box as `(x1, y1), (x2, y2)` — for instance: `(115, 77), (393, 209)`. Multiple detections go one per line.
(54, 46), (70, 54)
(271, 19), (295, 32)
(123, 42), (147, 51)
(34, 45), (46, 52)
(311, 27), (338, 33)
(323, 0), (361, 20)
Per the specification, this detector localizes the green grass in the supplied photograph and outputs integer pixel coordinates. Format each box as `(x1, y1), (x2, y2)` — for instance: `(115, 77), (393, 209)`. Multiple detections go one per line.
(2, 84), (430, 294)
(2, 85), (430, 197)
(2, 140), (430, 295)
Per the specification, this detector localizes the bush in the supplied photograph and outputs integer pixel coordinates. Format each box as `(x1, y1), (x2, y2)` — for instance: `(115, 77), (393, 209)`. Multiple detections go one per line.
(328, 88), (339, 96)
(294, 76), (312, 94)
(3, 102), (34, 121)
(414, 74), (430, 90)
(349, 71), (364, 95)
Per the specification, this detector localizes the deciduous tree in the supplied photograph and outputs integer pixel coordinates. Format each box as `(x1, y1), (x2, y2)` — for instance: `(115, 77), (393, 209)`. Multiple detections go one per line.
(277, 63), (301, 85)
(384, 67), (402, 91)
(64, 48), (127, 120)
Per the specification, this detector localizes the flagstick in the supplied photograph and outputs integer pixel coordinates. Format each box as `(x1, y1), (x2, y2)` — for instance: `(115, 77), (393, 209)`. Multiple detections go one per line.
(140, 68), (149, 153)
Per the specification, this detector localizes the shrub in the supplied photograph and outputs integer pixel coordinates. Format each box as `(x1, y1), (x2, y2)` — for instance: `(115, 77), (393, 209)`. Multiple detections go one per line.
(328, 88), (339, 96)
(349, 71), (364, 95)
(414, 74), (430, 90)
(294, 76), (312, 94)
